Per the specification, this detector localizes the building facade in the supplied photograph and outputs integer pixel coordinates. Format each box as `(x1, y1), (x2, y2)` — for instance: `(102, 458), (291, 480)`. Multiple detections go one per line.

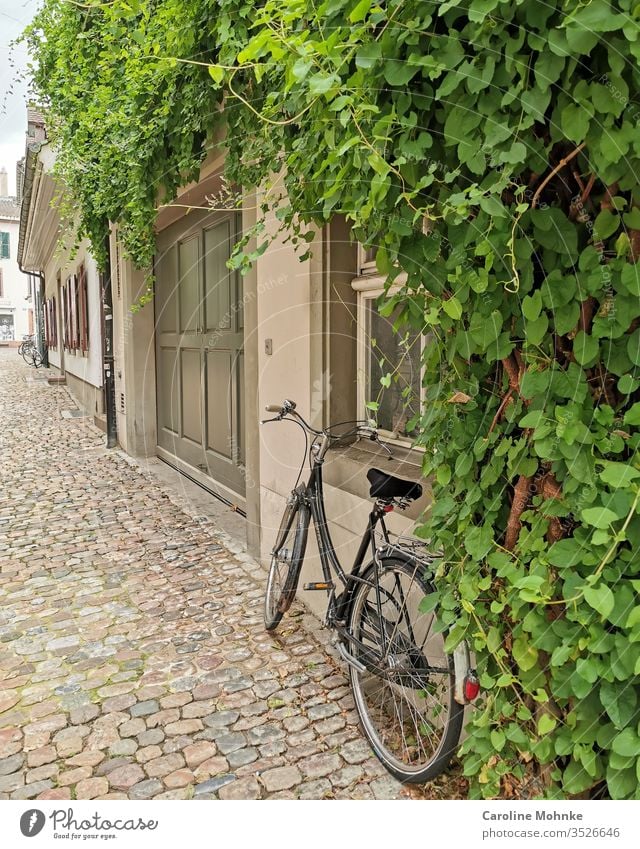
(0, 167), (31, 347)
(110, 155), (430, 616)
(17, 108), (429, 616)
(18, 110), (106, 425)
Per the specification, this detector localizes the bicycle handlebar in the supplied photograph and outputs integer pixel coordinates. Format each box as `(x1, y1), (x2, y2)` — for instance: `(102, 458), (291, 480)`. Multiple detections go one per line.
(262, 401), (391, 455)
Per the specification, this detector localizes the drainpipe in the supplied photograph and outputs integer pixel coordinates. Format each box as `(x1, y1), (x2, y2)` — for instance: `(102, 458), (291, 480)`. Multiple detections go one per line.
(102, 230), (117, 448)
(35, 272), (48, 367)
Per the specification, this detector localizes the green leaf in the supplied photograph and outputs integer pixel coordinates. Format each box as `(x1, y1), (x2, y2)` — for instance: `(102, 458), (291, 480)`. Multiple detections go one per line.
(594, 209), (620, 240)
(537, 713), (557, 735)
(308, 73), (340, 95)
(623, 208), (640, 229)
(522, 290), (542, 322)
(383, 60), (419, 86)
(624, 403), (640, 425)
(442, 297), (462, 320)
(547, 538), (586, 568)
(478, 195), (507, 218)
(208, 65), (224, 85)
(513, 637), (538, 672)
(519, 409), (546, 428)
(583, 583), (615, 618)
(627, 329), (640, 366)
(581, 507), (620, 529)
(600, 680), (638, 730)
(599, 462), (640, 488)
(612, 728), (640, 758)
(418, 592), (439, 614)
(561, 103), (590, 144)
(355, 42), (381, 69)
(349, 0), (372, 22)
(525, 313), (548, 346)
(621, 264), (640, 297)
(573, 330), (599, 366)
(436, 464), (451, 486)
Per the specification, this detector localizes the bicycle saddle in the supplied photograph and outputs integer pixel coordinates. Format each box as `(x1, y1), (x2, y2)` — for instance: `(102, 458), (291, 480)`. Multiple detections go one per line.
(367, 468), (422, 501)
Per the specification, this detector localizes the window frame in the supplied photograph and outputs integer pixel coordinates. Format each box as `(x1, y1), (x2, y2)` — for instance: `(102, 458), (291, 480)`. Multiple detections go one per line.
(0, 232), (9, 260)
(352, 271), (427, 449)
(77, 263), (89, 352)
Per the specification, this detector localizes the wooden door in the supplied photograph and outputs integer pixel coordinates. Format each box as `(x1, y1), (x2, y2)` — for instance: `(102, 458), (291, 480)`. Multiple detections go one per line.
(155, 214), (245, 500)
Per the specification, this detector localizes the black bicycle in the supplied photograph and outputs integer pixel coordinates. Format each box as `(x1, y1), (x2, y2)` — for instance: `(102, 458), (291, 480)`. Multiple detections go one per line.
(18, 335), (43, 368)
(262, 399), (479, 784)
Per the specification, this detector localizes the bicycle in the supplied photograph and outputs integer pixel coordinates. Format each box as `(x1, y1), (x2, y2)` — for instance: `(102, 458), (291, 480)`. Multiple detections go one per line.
(18, 335), (44, 368)
(262, 399), (480, 784)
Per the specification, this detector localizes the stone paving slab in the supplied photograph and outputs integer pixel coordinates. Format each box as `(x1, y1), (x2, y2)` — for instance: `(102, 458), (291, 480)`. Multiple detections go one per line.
(0, 351), (448, 800)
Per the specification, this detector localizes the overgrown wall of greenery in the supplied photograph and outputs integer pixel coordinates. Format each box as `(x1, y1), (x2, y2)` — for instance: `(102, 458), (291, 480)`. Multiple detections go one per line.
(24, 0), (640, 798)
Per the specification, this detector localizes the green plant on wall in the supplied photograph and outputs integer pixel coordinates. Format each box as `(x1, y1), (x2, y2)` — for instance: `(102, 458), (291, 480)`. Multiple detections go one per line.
(23, 0), (640, 798)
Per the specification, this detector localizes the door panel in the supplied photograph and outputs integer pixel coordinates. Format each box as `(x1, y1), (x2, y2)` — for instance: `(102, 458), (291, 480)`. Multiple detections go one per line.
(159, 349), (179, 434)
(206, 349), (232, 458)
(181, 349), (203, 444)
(204, 222), (231, 332)
(179, 237), (200, 333)
(155, 212), (245, 500)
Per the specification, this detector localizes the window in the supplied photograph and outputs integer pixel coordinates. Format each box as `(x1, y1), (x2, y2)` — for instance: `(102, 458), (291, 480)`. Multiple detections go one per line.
(357, 243), (378, 275)
(0, 232), (9, 260)
(44, 297), (57, 348)
(353, 274), (427, 444)
(61, 269), (89, 353)
(78, 264), (89, 351)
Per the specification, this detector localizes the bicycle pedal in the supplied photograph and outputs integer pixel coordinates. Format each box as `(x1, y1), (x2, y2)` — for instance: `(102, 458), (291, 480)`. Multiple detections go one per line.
(303, 581), (335, 591)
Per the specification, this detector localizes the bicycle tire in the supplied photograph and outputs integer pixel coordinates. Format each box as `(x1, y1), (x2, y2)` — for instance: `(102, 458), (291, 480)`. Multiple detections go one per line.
(264, 497), (309, 631)
(31, 348), (44, 368)
(347, 556), (463, 784)
(21, 346), (34, 364)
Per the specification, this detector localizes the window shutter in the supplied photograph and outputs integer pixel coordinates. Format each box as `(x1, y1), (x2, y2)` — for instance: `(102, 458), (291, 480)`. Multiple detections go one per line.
(79, 265), (89, 351)
(52, 296), (57, 348)
(0, 232), (9, 260)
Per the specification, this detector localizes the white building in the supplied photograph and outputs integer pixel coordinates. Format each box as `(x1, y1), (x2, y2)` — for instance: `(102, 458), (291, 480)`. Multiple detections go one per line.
(0, 167), (31, 346)
(18, 111), (106, 423)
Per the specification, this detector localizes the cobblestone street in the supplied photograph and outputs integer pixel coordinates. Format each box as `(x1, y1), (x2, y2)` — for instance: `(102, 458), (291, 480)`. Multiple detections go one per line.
(0, 350), (416, 801)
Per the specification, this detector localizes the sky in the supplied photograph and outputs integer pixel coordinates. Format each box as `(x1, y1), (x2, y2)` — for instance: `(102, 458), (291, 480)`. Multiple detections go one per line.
(0, 0), (39, 195)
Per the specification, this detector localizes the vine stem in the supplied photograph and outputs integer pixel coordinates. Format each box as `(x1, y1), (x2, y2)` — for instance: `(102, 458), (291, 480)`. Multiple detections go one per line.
(531, 143), (586, 208)
(487, 388), (513, 436)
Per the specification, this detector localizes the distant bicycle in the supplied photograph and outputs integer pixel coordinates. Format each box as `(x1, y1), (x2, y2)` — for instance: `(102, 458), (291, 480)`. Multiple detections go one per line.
(18, 335), (44, 368)
(262, 399), (480, 784)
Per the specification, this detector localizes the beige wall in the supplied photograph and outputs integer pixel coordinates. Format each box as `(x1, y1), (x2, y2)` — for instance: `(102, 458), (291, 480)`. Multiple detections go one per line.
(110, 230), (157, 457)
(253, 197), (429, 617)
(43, 239), (104, 416)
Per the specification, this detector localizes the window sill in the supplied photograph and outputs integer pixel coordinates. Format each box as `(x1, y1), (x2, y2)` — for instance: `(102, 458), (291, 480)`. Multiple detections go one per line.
(322, 438), (431, 521)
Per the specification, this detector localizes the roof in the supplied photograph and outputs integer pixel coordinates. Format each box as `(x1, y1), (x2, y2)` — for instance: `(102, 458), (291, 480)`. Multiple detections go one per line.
(17, 142), (44, 270)
(27, 107), (46, 128)
(0, 197), (20, 220)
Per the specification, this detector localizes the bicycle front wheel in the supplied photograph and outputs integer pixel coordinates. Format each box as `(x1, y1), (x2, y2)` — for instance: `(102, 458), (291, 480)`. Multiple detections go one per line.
(347, 557), (463, 784)
(264, 497), (309, 631)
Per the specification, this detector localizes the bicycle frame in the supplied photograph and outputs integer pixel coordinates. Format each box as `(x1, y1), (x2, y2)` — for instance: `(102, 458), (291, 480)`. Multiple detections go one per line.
(268, 409), (478, 706)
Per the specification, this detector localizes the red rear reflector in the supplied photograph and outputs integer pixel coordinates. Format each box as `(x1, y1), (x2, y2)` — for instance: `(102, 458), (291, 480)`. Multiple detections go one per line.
(464, 673), (480, 702)
(383, 505), (394, 513)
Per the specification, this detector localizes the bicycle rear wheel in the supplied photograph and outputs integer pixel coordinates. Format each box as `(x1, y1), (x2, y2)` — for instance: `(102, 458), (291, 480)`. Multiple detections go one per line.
(264, 496), (309, 631)
(347, 557), (463, 784)
(31, 348), (44, 368)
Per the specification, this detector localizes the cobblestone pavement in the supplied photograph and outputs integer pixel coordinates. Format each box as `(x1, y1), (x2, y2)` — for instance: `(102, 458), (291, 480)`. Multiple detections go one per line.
(0, 351), (421, 801)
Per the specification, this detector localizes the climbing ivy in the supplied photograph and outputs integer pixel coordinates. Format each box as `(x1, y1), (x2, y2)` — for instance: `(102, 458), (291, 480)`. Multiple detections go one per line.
(23, 0), (640, 798)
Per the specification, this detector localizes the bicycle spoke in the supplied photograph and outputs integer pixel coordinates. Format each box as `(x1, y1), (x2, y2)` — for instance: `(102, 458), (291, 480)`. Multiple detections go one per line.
(349, 559), (462, 781)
